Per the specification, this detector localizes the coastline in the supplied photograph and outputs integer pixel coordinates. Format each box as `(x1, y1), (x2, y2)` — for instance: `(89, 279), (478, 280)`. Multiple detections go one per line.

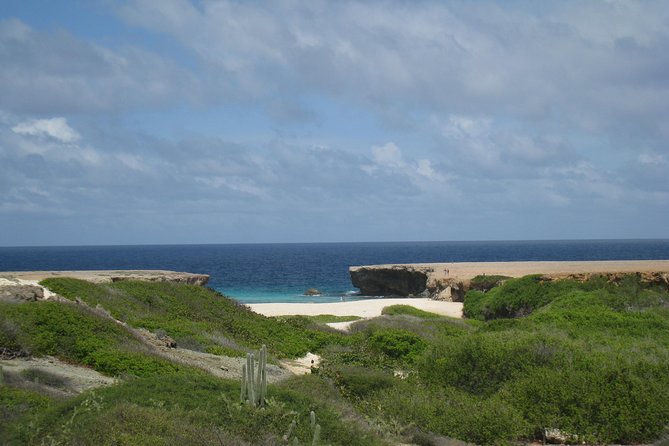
(3, 260), (669, 319)
(350, 259), (669, 300)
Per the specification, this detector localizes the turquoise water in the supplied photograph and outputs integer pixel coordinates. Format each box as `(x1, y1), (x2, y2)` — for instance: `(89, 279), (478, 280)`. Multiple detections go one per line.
(1, 240), (668, 303)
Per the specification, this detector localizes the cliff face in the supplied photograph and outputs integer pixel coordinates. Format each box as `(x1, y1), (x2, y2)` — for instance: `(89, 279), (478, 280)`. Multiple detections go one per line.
(349, 261), (669, 301)
(350, 266), (430, 297)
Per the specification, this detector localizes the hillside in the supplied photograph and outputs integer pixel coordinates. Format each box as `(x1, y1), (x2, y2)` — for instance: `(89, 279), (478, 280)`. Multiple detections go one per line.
(1, 275), (669, 445)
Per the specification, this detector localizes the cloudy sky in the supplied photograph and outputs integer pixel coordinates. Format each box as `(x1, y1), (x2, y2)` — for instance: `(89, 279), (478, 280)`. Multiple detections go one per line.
(1, 0), (668, 246)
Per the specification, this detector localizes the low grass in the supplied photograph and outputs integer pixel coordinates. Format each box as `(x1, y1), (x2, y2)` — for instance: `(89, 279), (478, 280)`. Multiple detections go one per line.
(20, 368), (71, 390)
(40, 279), (346, 358)
(4, 372), (386, 445)
(303, 314), (363, 323)
(0, 386), (56, 441)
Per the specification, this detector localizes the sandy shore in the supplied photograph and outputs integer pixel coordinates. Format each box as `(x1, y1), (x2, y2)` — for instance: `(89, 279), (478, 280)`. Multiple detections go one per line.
(249, 298), (463, 318)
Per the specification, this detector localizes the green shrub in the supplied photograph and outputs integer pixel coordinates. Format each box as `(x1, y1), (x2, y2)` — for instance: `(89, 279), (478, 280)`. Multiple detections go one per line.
(15, 373), (384, 446)
(419, 330), (581, 396)
(463, 275), (585, 320)
(0, 301), (180, 378)
(381, 305), (443, 319)
(500, 361), (669, 444)
(367, 329), (427, 363)
(333, 366), (395, 399)
(40, 279), (347, 358)
(464, 274), (668, 322)
(370, 381), (528, 445)
(469, 274), (511, 292)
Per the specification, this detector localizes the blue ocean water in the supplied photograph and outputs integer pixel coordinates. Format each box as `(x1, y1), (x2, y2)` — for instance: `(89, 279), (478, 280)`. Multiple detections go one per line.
(1, 240), (668, 303)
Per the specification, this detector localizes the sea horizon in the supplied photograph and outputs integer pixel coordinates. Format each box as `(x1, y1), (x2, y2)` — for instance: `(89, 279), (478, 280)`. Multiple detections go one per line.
(2, 237), (668, 249)
(2, 239), (669, 303)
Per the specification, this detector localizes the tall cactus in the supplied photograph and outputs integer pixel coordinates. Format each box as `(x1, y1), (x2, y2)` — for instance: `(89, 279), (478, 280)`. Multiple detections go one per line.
(310, 410), (321, 446)
(240, 344), (268, 407)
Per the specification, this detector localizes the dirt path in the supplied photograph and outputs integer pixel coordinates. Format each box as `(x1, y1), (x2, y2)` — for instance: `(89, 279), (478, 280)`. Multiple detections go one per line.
(1, 356), (116, 395)
(133, 327), (294, 381)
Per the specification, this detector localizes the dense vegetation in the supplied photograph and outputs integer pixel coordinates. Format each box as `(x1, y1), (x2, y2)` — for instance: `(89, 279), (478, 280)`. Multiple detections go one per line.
(0, 300), (181, 378)
(39, 278), (345, 358)
(323, 274), (669, 445)
(2, 275), (669, 445)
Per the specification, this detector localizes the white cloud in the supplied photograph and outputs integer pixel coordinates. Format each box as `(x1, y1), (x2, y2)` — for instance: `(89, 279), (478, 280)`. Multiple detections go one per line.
(416, 159), (437, 180)
(371, 142), (404, 169)
(12, 117), (80, 143)
(638, 152), (666, 165)
(0, 19), (199, 113)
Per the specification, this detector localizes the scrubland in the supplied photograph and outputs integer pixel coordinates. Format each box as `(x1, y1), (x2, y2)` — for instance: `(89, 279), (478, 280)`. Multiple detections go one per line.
(2, 274), (669, 445)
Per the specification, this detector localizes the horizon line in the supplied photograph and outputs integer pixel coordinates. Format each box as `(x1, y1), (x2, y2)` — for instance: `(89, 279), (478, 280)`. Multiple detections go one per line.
(2, 238), (668, 249)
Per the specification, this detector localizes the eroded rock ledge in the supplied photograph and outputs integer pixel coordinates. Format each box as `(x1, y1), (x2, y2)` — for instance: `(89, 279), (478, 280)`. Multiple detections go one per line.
(0, 270), (210, 286)
(350, 260), (669, 301)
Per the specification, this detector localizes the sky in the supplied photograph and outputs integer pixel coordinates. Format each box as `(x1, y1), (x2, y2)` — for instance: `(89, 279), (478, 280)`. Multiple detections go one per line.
(1, 0), (668, 246)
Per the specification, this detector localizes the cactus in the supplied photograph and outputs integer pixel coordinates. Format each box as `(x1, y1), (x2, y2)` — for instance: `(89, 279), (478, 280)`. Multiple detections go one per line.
(283, 419), (297, 443)
(240, 364), (247, 403)
(311, 424), (321, 446)
(310, 410), (321, 446)
(283, 410), (322, 445)
(240, 344), (268, 407)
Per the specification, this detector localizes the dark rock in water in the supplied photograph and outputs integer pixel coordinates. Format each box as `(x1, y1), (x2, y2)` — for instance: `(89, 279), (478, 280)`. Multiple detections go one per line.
(304, 288), (322, 296)
(350, 266), (429, 297)
(0, 285), (44, 303)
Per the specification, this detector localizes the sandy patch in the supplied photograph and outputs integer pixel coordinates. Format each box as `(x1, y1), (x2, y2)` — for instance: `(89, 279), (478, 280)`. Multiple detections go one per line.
(1, 356), (116, 394)
(325, 321), (358, 332)
(280, 352), (321, 375)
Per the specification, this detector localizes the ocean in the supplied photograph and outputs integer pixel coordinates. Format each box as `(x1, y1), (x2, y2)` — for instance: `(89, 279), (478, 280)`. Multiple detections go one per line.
(1, 240), (668, 303)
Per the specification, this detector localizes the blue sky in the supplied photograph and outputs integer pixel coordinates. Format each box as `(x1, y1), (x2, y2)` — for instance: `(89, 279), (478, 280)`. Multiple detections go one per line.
(1, 0), (667, 246)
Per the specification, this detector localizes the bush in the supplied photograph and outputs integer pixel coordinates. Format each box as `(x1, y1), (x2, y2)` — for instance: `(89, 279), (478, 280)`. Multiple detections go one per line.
(0, 301), (180, 378)
(419, 330), (582, 396)
(40, 279), (347, 358)
(370, 381), (528, 445)
(500, 361), (669, 444)
(381, 305), (443, 319)
(13, 373), (384, 446)
(367, 329), (427, 363)
(333, 366), (395, 399)
(469, 275), (510, 292)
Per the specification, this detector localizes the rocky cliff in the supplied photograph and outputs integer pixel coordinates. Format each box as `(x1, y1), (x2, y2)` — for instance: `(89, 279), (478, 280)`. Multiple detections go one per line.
(350, 265), (430, 297)
(350, 260), (669, 301)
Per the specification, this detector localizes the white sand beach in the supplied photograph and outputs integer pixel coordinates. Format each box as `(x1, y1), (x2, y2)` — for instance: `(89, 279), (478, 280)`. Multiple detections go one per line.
(248, 298), (463, 319)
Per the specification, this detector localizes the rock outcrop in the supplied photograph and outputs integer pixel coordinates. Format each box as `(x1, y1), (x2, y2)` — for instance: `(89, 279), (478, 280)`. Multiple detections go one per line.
(0, 284), (44, 303)
(1, 270), (210, 286)
(349, 260), (669, 301)
(350, 265), (430, 297)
